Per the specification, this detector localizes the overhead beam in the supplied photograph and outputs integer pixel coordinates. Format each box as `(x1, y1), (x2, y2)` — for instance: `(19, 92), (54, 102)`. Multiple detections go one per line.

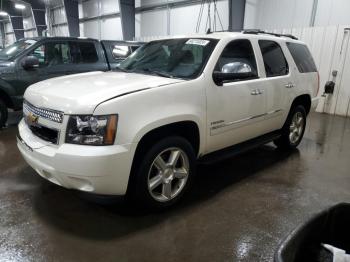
(2, 1), (24, 40)
(228, 0), (246, 32)
(25, 0), (47, 36)
(310, 0), (319, 27)
(10, 16), (24, 40)
(119, 0), (135, 40)
(63, 0), (80, 36)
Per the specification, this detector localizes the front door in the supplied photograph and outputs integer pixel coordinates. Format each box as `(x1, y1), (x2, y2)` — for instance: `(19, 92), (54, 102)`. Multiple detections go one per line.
(206, 39), (266, 153)
(17, 41), (71, 89)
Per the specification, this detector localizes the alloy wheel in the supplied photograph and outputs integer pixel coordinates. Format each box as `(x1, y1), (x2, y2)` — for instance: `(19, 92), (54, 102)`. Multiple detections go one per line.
(289, 111), (305, 144)
(147, 147), (189, 202)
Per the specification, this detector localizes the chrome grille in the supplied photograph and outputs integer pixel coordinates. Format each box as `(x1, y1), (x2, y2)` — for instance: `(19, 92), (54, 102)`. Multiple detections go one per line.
(23, 100), (64, 123)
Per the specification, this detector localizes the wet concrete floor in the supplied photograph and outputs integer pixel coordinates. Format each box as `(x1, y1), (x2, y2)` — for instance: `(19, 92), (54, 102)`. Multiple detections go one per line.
(0, 112), (350, 261)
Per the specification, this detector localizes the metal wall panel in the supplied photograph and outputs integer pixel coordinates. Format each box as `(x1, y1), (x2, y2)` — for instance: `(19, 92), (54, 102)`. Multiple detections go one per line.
(285, 25), (350, 117)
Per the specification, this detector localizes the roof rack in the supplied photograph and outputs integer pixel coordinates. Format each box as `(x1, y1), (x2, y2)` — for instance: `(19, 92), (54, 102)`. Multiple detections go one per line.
(242, 29), (298, 40)
(206, 29), (232, 34)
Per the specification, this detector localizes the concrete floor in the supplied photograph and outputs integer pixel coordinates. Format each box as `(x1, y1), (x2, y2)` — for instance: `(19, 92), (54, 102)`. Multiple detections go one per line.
(0, 112), (350, 262)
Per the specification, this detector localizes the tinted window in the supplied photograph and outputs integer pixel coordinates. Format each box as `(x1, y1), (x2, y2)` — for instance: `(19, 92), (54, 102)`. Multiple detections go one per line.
(31, 42), (71, 67)
(215, 39), (258, 77)
(69, 42), (98, 63)
(79, 42), (98, 63)
(287, 42), (317, 73)
(112, 45), (130, 59)
(259, 40), (288, 77)
(130, 45), (141, 52)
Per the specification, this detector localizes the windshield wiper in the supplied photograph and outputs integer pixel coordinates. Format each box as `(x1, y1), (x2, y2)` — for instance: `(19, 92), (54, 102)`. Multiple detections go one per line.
(151, 70), (174, 79)
(114, 67), (130, 73)
(135, 68), (174, 79)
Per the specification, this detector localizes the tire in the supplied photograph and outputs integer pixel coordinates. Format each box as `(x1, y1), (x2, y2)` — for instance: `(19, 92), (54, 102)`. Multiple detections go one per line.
(0, 98), (8, 128)
(274, 105), (306, 150)
(129, 136), (196, 209)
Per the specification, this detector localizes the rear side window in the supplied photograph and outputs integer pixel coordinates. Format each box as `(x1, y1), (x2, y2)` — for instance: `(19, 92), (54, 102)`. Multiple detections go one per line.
(287, 42), (317, 73)
(130, 45), (141, 52)
(70, 42), (98, 63)
(112, 45), (130, 59)
(79, 42), (98, 63)
(259, 40), (288, 77)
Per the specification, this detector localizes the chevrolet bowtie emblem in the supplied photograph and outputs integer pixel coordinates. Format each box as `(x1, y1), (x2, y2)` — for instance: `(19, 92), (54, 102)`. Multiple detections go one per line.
(27, 112), (39, 124)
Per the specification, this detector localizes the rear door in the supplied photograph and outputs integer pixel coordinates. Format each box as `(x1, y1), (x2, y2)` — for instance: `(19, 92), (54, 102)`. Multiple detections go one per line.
(256, 40), (294, 133)
(66, 41), (108, 75)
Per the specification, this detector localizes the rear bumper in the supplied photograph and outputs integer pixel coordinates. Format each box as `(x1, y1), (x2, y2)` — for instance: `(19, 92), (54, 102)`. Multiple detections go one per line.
(311, 97), (320, 111)
(17, 119), (136, 195)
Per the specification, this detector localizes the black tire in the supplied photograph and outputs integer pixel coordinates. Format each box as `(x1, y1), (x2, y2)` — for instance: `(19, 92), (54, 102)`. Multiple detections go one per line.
(274, 105), (306, 150)
(128, 136), (196, 209)
(0, 98), (8, 128)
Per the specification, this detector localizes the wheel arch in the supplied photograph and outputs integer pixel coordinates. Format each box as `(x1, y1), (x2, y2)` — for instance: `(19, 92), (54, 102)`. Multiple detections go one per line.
(0, 88), (13, 109)
(133, 120), (201, 158)
(290, 94), (311, 115)
(127, 120), (201, 194)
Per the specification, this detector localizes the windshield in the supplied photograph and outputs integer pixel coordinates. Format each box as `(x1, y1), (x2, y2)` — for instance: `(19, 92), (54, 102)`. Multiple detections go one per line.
(0, 39), (37, 60)
(118, 38), (218, 79)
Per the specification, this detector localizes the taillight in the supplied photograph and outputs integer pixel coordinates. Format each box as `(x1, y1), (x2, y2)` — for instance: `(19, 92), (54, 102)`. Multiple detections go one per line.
(316, 72), (320, 96)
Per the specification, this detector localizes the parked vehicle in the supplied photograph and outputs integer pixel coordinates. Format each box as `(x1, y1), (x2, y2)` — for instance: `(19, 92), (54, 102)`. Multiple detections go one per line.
(101, 40), (146, 67)
(17, 31), (319, 208)
(0, 37), (144, 126)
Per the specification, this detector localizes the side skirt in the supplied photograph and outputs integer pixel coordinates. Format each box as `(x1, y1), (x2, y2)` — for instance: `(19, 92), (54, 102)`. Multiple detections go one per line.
(198, 130), (281, 165)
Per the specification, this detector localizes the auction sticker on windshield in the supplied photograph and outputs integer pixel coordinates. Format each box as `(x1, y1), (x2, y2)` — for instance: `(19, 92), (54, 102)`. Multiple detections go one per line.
(186, 39), (210, 46)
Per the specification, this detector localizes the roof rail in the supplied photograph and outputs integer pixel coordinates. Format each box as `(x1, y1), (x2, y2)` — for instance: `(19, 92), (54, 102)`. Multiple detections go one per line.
(242, 29), (298, 40)
(206, 29), (232, 34)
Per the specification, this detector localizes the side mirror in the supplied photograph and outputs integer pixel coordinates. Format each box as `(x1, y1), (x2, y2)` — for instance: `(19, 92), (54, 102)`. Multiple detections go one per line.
(21, 56), (39, 70)
(222, 62), (252, 74)
(213, 62), (257, 86)
(213, 71), (257, 86)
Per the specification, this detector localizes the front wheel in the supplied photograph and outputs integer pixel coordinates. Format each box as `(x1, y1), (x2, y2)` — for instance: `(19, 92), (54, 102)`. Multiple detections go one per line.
(274, 105), (306, 150)
(129, 136), (196, 209)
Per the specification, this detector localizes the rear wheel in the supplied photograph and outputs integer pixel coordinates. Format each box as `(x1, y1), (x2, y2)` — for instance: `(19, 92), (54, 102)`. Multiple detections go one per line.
(129, 136), (196, 208)
(0, 98), (8, 128)
(274, 105), (306, 150)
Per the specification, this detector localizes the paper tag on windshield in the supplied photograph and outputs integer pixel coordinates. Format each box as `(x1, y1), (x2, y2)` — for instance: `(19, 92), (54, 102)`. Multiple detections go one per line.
(186, 39), (210, 46)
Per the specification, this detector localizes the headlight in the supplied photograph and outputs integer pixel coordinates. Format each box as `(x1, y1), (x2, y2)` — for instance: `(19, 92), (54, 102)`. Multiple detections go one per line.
(66, 115), (118, 145)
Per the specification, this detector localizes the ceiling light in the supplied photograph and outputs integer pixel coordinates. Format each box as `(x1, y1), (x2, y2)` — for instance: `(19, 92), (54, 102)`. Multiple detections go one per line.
(0, 11), (8, 16)
(15, 3), (26, 10)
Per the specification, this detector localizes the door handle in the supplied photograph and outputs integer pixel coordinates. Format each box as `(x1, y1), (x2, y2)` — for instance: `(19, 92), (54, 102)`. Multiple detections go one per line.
(285, 82), (295, 88)
(251, 89), (264, 95)
(251, 89), (259, 95)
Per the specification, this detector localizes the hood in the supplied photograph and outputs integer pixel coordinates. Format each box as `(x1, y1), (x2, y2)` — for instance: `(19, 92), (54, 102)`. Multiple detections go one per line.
(0, 61), (12, 67)
(25, 71), (184, 114)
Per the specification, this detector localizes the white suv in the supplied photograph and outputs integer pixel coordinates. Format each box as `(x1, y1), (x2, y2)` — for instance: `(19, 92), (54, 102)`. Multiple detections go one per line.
(17, 31), (319, 208)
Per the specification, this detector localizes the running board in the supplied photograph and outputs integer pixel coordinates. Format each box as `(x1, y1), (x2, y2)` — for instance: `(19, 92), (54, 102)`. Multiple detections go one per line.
(198, 131), (281, 165)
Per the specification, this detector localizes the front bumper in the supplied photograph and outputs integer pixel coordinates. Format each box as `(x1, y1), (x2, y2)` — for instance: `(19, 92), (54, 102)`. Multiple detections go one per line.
(17, 119), (136, 195)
